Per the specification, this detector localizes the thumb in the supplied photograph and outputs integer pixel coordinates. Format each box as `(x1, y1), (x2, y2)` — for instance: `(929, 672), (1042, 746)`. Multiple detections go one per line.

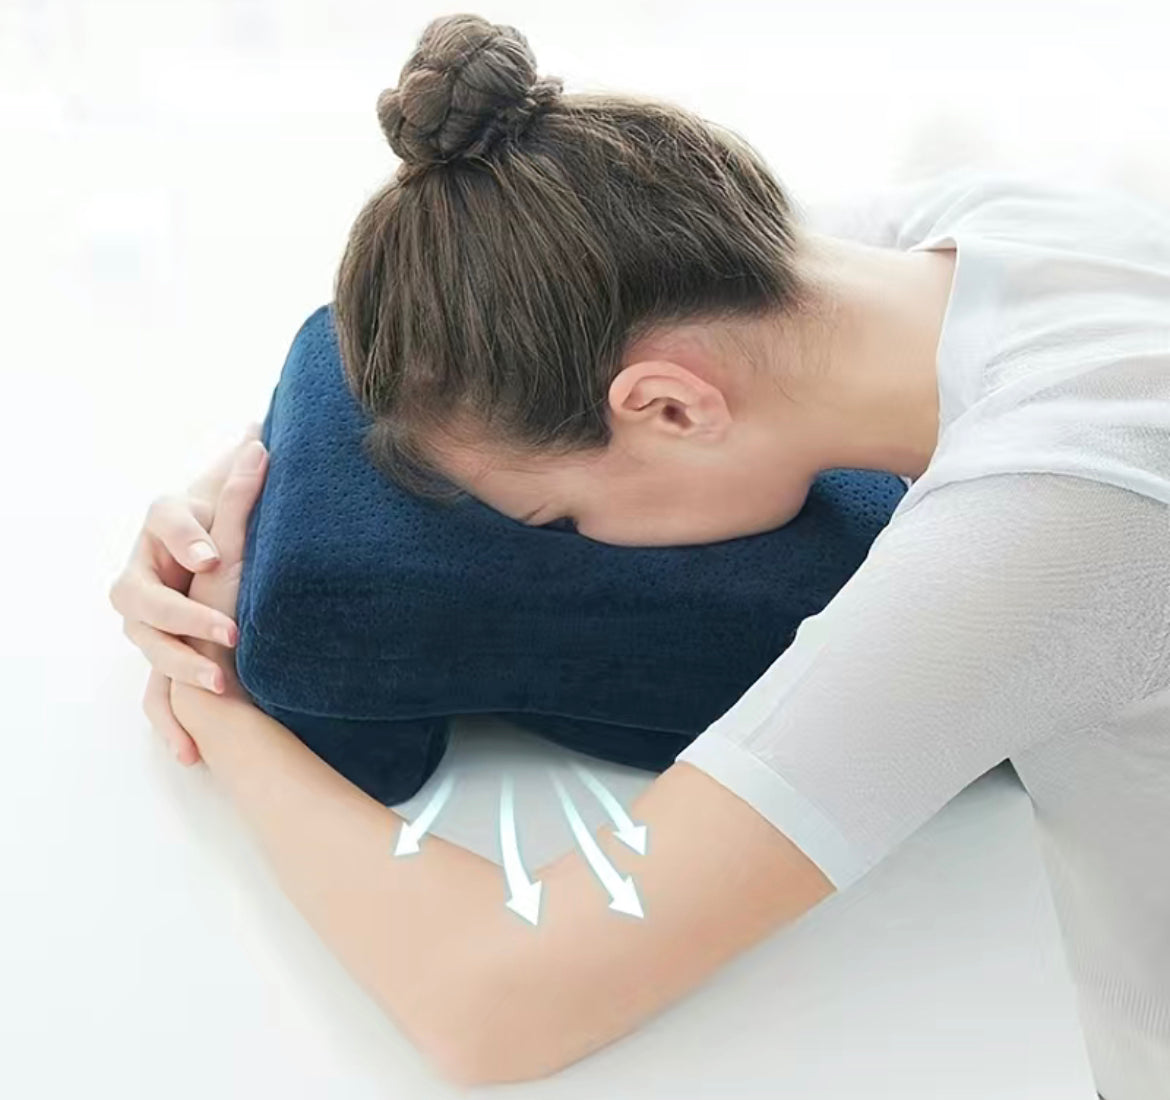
(208, 440), (268, 566)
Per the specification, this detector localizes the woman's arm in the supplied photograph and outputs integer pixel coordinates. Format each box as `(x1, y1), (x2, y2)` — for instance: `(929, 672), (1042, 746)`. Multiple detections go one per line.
(164, 437), (835, 1084)
(169, 669), (834, 1086)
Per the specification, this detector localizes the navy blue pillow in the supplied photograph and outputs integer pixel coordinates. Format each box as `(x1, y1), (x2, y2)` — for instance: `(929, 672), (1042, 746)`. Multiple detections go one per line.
(236, 304), (907, 805)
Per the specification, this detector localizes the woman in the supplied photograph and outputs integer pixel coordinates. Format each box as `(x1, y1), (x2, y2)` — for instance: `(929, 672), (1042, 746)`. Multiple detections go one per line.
(108, 13), (1170, 1098)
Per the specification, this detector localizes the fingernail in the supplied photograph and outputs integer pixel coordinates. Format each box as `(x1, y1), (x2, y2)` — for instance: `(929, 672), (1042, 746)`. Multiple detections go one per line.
(201, 668), (221, 692)
(234, 440), (266, 473)
(215, 625), (235, 647)
(190, 541), (218, 564)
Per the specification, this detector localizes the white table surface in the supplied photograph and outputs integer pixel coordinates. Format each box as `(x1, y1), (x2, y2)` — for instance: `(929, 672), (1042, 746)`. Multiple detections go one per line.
(11, 3), (1161, 1095)
(2, 647), (1099, 1099)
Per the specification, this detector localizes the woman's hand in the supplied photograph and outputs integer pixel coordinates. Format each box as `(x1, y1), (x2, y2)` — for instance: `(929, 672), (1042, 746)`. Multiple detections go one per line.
(177, 437), (270, 708)
(108, 423), (263, 764)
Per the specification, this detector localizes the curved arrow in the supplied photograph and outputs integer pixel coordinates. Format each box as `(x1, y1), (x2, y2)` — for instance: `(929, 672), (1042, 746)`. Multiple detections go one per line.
(393, 769), (457, 856)
(568, 761), (648, 854)
(498, 773), (543, 925)
(550, 769), (643, 918)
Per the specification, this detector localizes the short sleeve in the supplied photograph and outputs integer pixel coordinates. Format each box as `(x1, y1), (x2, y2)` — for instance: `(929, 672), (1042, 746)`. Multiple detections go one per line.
(796, 165), (990, 249)
(675, 473), (1170, 891)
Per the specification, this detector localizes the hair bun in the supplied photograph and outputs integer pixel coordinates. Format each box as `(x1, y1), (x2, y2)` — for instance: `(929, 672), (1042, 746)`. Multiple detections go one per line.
(377, 13), (563, 170)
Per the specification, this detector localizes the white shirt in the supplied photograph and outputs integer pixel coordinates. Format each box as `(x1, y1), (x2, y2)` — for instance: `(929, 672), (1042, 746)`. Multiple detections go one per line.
(675, 168), (1170, 1100)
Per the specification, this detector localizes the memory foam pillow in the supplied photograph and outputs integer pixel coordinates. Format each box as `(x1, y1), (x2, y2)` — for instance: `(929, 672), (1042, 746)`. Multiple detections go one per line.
(236, 304), (908, 806)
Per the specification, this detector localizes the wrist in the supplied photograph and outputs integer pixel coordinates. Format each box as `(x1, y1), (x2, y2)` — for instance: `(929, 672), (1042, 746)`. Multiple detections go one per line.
(169, 670), (253, 757)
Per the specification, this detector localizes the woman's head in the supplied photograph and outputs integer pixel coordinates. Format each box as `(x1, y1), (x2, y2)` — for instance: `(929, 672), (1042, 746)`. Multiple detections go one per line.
(333, 13), (839, 546)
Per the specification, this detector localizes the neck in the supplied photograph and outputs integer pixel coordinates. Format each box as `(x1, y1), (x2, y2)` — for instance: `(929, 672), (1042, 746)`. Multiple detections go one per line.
(787, 230), (954, 481)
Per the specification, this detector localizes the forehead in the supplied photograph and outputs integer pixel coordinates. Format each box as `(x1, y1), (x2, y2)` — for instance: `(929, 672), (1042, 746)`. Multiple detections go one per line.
(433, 431), (540, 486)
(428, 429), (585, 519)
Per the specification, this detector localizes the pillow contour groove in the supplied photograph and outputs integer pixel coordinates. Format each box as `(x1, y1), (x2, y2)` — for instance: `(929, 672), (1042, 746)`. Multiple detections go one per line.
(235, 303), (907, 806)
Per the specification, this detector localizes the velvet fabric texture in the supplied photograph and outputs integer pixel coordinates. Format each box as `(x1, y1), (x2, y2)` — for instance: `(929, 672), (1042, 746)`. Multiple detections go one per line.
(235, 304), (907, 806)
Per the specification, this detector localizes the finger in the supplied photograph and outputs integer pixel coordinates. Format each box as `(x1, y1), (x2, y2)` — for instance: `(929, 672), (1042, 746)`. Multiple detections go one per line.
(111, 566), (237, 647)
(111, 562), (237, 646)
(186, 424), (265, 501)
(124, 619), (228, 692)
(143, 670), (202, 765)
(187, 494), (214, 531)
(208, 440), (268, 565)
(150, 497), (216, 596)
(145, 494), (221, 573)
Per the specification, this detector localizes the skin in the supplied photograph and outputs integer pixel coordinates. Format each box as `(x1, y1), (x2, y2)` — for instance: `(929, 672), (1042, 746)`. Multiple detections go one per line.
(434, 231), (955, 548)
(110, 424), (263, 764)
(111, 227), (957, 1084)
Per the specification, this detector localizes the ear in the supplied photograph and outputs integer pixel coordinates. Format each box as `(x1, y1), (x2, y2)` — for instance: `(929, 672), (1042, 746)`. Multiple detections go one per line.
(607, 360), (731, 438)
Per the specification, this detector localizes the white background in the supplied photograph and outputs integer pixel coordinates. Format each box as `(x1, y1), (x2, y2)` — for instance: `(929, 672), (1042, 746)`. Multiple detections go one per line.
(3, 1), (1168, 1096)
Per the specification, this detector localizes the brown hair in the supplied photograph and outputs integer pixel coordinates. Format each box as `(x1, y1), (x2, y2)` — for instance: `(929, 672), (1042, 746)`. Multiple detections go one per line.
(333, 12), (815, 504)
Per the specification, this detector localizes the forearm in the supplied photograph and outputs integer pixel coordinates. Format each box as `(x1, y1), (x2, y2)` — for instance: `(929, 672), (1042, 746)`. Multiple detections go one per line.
(168, 674), (505, 1079)
(169, 646), (832, 1085)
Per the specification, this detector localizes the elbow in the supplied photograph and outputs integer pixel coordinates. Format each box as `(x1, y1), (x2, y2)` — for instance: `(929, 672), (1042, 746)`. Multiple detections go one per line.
(423, 961), (567, 1087)
(438, 1037), (562, 1089)
(436, 1047), (537, 1090)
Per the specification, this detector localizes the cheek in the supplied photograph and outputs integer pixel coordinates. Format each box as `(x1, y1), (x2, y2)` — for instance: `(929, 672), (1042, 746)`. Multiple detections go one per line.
(586, 461), (811, 545)
(775, 481), (814, 523)
(723, 467), (812, 531)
